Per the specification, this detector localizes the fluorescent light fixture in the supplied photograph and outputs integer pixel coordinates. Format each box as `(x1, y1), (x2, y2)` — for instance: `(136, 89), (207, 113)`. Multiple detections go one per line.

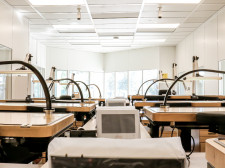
(97, 29), (135, 33)
(69, 40), (99, 43)
(28, 0), (84, 5)
(145, 0), (201, 4)
(53, 25), (94, 29)
(138, 24), (180, 29)
(101, 43), (131, 47)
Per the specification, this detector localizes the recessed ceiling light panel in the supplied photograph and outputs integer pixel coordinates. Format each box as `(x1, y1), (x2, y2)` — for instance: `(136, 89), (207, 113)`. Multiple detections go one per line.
(53, 25), (95, 29)
(28, 0), (85, 5)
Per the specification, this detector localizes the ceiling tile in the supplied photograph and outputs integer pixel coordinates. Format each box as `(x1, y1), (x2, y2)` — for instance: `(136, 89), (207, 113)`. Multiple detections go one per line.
(35, 5), (87, 13)
(29, 19), (49, 25)
(139, 18), (184, 24)
(42, 13), (90, 19)
(143, 4), (196, 12)
(48, 19), (92, 25)
(5, 0), (29, 6)
(190, 11), (216, 18)
(185, 17), (208, 23)
(95, 24), (136, 29)
(198, 4), (225, 10)
(14, 6), (35, 13)
(89, 4), (141, 13)
(179, 23), (202, 28)
(174, 27), (196, 32)
(142, 11), (190, 18)
(203, 0), (225, 4)
(93, 18), (138, 24)
(137, 28), (175, 32)
(92, 13), (139, 19)
(22, 13), (43, 19)
(87, 0), (142, 5)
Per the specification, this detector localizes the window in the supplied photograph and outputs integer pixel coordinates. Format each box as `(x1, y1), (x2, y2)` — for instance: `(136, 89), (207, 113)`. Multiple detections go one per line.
(32, 67), (45, 98)
(178, 71), (204, 95)
(143, 69), (158, 95)
(178, 72), (187, 95)
(0, 44), (12, 100)
(55, 70), (68, 97)
(90, 72), (104, 98)
(116, 72), (128, 98)
(0, 74), (8, 99)
(69, 71), (90, 98)
(105, 72), (115, 98)
(129, 71), (142, 95)
(195, 72), (205, 95)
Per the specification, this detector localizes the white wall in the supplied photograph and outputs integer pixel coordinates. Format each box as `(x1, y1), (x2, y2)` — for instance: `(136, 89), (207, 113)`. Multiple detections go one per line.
(0, 1), (29, 62)
(0, 1), (30, 99)
(29, 37), (46, 69)
(176, 6), (225, 95)
(46, 47), (104, 76)
(159, 47), (176, 78)
(104, 46), (175, 77)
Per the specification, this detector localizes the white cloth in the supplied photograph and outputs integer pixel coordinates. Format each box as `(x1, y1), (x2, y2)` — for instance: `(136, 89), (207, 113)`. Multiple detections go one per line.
(47, 137), (187, 167)
(0, 163), (41, 168)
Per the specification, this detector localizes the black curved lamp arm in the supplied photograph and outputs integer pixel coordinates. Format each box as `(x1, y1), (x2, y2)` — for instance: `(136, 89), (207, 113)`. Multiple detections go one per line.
(0, 61), (52, 110)
(144, 78), (176, 99)
(137, 79), (157, 95)
(66, 81), (91, 99)
(88, 84), (102, 98)
(163, 69), (225, 106)
(52, 78), (84, 103)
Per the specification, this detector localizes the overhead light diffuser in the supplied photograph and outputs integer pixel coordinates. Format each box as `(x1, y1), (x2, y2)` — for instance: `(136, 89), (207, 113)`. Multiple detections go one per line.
(138, 24), (180, 29)
(53, 25), (94, 29)
(28, 0), (84, 5)
(145, 0), (201, 4)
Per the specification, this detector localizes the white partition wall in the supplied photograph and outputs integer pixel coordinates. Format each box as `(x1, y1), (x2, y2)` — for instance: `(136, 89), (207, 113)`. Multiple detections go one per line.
(176, 6), (225, 95)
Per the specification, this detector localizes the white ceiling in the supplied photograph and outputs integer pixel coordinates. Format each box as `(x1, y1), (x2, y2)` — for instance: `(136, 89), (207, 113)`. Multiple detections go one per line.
(4, 0), (225, 53)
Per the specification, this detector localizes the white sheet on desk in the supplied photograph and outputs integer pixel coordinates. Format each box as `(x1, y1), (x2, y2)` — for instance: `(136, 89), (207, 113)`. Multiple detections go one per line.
(106, 98), (126, 103)
(0, 163), (41, 168)
(48, 137), (187, 167)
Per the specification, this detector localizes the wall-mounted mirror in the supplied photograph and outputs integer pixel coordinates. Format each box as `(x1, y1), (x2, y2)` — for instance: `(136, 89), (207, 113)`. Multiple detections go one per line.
(0, 44), (12, 99)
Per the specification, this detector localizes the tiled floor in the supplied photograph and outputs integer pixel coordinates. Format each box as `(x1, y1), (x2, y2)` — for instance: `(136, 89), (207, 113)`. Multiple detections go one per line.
(190, 152), (207, 168)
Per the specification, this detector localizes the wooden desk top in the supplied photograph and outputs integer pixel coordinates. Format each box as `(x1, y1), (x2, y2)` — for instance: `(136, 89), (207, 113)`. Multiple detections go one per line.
(128, 95), (144, 99)
(170, 95), (192, 99)
(0, 112), (74, 137)
(135, 101), (223, 108)
(206, 138), (225, 168)
(51, 103), (96, 112)
(129, 95), (225, 100)
(144, 107), (225, 122)
(0, 103), (96, 112)
(91, 98), (105, 102)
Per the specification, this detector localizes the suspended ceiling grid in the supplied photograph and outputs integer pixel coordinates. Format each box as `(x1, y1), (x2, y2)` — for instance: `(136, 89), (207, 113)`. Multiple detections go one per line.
(4, 0), (225, 53)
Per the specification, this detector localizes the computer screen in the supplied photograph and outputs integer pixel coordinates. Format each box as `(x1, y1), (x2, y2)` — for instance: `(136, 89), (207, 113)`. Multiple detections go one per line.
(102, 114), (135, 133)
(97, 107), (140, 139)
